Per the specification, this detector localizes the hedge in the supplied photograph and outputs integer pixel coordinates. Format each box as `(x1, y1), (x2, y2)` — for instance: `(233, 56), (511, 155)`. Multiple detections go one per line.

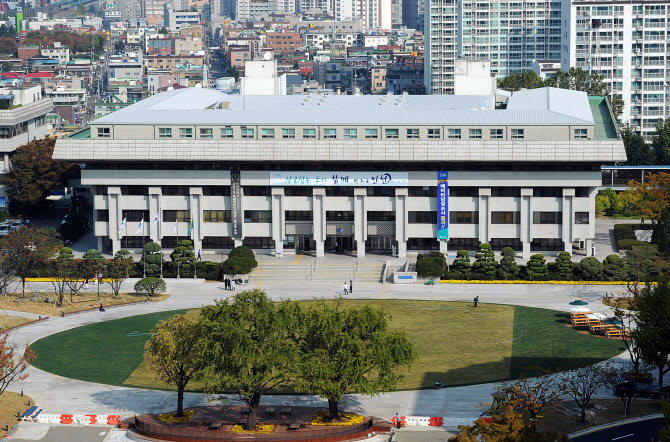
(614, 224), (649, 250)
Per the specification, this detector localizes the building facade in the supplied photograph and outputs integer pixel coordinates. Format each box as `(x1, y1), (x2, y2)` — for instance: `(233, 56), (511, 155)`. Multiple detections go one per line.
(561, 0), (670, 140)
(54, 87), (624, 259)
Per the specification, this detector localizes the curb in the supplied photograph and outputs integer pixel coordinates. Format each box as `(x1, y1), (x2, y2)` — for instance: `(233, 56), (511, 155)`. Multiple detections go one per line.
(439, 280), (645, 285)
(3, 316), (49, 332)
(60, 299), (152, 317)
(567, 413), (663, 439)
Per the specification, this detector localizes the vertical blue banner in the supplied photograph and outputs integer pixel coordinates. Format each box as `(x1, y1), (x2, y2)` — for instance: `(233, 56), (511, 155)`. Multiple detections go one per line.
(437, 171), (448, 240)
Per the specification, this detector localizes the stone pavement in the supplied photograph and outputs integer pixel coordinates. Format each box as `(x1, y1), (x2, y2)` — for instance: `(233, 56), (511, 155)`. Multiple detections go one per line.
(4, 278), (630, 424)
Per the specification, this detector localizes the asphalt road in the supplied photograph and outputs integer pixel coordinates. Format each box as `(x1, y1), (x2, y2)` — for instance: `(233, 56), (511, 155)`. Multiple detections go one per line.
(570, 417), (664, 442)
(10, 426), (111, 442)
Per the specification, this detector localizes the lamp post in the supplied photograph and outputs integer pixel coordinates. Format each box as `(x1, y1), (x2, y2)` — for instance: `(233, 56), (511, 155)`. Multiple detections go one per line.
(97, 272), (102, 298)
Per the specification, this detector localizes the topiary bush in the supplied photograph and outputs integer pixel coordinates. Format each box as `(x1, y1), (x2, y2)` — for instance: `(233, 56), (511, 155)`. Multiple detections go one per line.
(416, 254), (445, 277)
(142, 241), (163, 277)
(526, 254), (548, 280)
(222, 257), (256, 275)
(170, 240), (196, 278)
(195, 261), (222, 280)
(554, 251), (573, 280)
(451, 250), (471, 280)
(496, 247), (520, 280)
(473, 243), (496, 279)
(603, 254), (628, 281)
(229, 245), (255, 260)
(579, 257), (604, 281)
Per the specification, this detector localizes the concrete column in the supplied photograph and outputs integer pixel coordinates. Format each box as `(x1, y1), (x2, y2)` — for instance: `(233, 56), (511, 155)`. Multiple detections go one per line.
(562, 188), (575, 255)
(149, 187), (161, 244)
(354, 188), (367, 258)
(109, 186), (121, 254)
(189, 187), (203, 254)
(271, 188), (285, 258)
(439, 240), (448, 254)
(312, 187), (326, 258)
(395, 188), (408, 258)
(520, 188), (532, 260)
(2, 153), (8, 173)
(97, 236), (103, 252)
(234, 239), (243, 248)
(478, 188), (491, 244)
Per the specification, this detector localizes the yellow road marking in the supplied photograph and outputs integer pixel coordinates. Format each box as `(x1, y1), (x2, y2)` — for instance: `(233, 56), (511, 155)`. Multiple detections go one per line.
(255, 282), (262, 289)
(293, 253), (304, 264)
(381, 284), (387, 297)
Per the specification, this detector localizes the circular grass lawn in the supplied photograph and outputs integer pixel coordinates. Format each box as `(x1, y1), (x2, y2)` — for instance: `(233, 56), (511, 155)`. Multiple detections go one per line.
(30, 301), (626, 391)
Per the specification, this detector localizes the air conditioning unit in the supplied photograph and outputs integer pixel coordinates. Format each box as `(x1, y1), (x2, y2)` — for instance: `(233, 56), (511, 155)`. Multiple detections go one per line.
(636, 76), (642, 82)
(636, 126), (642, 131)
(636, 49), (641, 54)
(636, 64), (642, 69)
(636, 100), (641, 105)
(636, 26), (642, 31)
(637, 38), (643, 44)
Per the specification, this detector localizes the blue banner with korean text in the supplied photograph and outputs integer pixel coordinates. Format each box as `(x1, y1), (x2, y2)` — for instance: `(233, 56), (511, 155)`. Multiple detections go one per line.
(437, 171), (448, 240)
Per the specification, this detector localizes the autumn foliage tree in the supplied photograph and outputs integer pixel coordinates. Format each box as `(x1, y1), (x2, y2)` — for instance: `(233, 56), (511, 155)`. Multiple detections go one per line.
(0, 332), (36, 397)
(619, 171), (670, 223)
(1, 136), (77, 215)
(145, 314), (205, 417)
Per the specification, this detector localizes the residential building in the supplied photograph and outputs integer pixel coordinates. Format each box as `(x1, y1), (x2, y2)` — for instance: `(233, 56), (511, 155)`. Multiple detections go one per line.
(43, 76), (87, 124)
(0, 84), (52, 207)
(387, 64), (424, 94)
(107, 52), (144, 83)
(54, 87), (623, 259)
(532, 59), (561, 79)
(561, 0), (670, 139)
(164, 8), (200, 33)
(41, 42), (70, 64)
(371, 66), (387, 93)
(266, 30), (302, 53)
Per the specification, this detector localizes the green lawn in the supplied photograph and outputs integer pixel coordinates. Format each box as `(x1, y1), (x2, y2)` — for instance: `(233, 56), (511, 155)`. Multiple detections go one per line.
(30, 301), (626, 391)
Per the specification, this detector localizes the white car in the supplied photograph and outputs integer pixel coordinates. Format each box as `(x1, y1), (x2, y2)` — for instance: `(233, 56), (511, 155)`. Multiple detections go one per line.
(0, 224), (10, 236)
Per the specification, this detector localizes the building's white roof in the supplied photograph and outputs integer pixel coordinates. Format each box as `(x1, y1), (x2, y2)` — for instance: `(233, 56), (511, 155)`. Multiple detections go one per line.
(94, 87), (596, 126)
(506, 87), (594, 124)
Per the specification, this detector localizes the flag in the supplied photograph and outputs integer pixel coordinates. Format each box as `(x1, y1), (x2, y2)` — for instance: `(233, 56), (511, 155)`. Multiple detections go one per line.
(152, 211), (160, 227)
(188, 219), (194, 236)
(173, 219), (178, 235)
(117, 217), (126, 233)
(135, 218), (144, 234)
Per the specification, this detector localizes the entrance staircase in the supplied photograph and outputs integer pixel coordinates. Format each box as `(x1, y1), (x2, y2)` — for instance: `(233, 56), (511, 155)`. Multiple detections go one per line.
(248, 260), (384, 284)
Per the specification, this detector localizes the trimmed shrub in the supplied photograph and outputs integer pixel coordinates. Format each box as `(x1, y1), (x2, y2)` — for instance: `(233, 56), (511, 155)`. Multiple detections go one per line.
(579, 257), (604, 281)
(526, 254), (548, 280)
(170, 240), (196, 278)
(196, 261), (222, 280)
(416, 255), (444, 277)
(555, 251), (573, 280)
(134, 277), (166, 297)
(142, 241), (163, 277)
(229, 245), (255, 260)
(223, 257), (256, 275)
(614, 224), (648, 250)
(451, 250), (471, 280)
(603, 254), (628, 281)
(496, 247), (519, 280)
(473, 243), (496, 279)
(652, 209), (670, 257)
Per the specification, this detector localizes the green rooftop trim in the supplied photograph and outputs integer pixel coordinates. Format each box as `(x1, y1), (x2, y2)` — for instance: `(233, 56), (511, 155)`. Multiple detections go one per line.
(67, 127), (91, 139)
(588, 96), (619, 141)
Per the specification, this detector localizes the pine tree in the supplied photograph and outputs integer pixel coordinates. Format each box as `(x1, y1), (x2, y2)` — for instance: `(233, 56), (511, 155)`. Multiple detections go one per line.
(452, 250), (471, 280)
(555, 251), (573, 280)
(473, 243), (497, 279)
(652, 208), (670, 257)
(526, 254), (548, 281)
(496, 247), (520, 280)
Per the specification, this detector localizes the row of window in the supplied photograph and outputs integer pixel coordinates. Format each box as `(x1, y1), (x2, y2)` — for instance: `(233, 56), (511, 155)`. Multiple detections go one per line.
(102, 210), (589, 225)
(408, 238), (565, 251)
(97, 126), (591, 141)
(99, 186), (590, 199)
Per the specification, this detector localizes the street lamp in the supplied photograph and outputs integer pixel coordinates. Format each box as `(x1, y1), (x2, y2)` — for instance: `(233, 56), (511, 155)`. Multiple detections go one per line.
(97, 272), (103, 298)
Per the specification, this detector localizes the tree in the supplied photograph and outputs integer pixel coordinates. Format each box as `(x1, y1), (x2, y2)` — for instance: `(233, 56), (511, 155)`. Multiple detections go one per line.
(621, 172), (670, 223)
(0, 331), (36, 397)
(653, 208), (670, 257)
(625, 244), (660, 298)
(544, 67), (608, 96)
(653, 118), (670, 165)
(0, 249), (16, 296)
(554, 252), (573, 280)
(158, 26), (168, 34)
(171, 240), (195, 277)
(621, 125), (655, 165)
(82, 249), (105, 295)
(660, 399), (670, 442)
(134, 277), (166, 297)
(75, 4), (87, 15)
(595, 192), (611, 214)
(578, 257), (603, 281)
(145, 314), (205, 417)
(225, 66), (240, 82)
(0, 137), (77, 215)
(633, 280), (670, 387)
(452, 250), (471, 280)
(603, 254), (628, 281)
(106, 250), (133, 298)
(497, 71), (544, 91)
(499, 371), (561, 429)
(473, 243), (497, 279)
(497, 247), (520, 280)
(50, 247), (75, 306)
(558, 363), (609, 423)
(1, 227), (60, 299)
(0, 61), (11, 72)
(142, 242), (163, 277)
(296, 299), (417, 420)
(526, 254), (548, 281)
(200, 290), (300, 430)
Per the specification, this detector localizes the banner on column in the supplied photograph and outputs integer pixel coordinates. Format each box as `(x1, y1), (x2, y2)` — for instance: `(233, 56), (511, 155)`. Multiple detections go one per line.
(437, 171), (448, 240)
(231, 170), (242, 240)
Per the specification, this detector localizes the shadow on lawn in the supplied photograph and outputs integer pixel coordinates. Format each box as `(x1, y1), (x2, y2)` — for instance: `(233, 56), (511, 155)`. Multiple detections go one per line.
(554, 313), (571, 324)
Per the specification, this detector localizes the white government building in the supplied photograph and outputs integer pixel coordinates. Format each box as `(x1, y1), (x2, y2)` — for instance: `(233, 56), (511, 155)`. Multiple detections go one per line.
(54, 86), (625, 259)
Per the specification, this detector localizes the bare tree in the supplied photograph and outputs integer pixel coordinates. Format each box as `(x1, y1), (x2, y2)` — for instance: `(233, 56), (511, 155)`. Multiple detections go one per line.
(499, 370), (561, 429)
(0, 332), (36, 396)
(558, 364), (610, 423)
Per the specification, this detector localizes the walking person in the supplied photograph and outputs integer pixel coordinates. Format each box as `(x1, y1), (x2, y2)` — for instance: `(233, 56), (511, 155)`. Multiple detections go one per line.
(473, 296), (479, 307)
(225, 277), (229, 290)
(343, 282), (348, 295)
(85, 278), (89, 290)
(349, 279), (353, 294)
(197, 249), (202, 261)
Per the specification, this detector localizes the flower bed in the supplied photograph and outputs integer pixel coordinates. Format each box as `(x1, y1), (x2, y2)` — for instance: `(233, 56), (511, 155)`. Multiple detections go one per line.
(311, 411), (365, 426)
(158, 410), (196, 423)
(439, 279), (652, 285)
(230, 424), (273, 433)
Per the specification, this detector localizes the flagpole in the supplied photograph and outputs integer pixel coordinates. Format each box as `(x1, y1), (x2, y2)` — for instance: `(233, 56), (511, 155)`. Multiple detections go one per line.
(192, 217), (197, 280)
(176, 219), (180, 279)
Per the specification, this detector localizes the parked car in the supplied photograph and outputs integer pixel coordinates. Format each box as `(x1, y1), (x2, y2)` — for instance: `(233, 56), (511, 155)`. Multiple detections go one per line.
(0, 224), (10, 236)
(616, 381), (670, 401)
(10, 221), (22, 231)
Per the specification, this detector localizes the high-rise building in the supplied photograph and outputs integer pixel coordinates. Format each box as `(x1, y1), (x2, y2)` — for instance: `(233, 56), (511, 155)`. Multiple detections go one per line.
(335, 0), (393, 29)
(561, 0), (670, 140)
(402, 0), (424, 32)
(424, 0), (562, 94)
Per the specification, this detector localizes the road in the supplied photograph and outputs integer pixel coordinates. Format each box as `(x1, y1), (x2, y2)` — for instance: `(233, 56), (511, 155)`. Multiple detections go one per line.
(570, 416), (664, 442)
